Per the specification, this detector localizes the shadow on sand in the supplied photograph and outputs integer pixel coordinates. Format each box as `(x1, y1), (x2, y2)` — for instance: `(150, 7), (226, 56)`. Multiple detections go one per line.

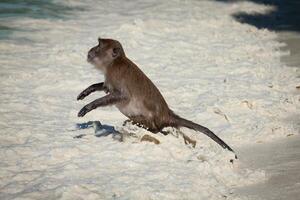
(73, 121), (120, 139)
(215, 0), (300, 32)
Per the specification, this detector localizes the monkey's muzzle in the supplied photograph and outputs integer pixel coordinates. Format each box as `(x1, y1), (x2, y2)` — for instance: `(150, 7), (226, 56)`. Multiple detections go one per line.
(87, 52), (96, 63)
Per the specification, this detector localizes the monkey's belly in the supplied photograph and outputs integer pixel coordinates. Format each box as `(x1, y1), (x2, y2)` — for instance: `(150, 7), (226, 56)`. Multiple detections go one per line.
(116, 99), (153, 121)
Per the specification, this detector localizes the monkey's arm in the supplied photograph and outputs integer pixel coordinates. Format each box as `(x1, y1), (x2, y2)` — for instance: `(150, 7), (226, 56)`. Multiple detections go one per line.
(77, 82), (108, 100)
(78, 92), (125, 117)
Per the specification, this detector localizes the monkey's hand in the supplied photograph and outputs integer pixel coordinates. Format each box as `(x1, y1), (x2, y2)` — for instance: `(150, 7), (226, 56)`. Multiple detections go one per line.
(78, 105), (92, 117)
(78, 93), (123, 117)
(77, 82), (106, 101)
(77, 90), (90, 101)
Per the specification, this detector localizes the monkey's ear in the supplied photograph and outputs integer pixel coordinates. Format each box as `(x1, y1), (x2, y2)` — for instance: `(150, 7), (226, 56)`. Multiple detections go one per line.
(112, 47), (121, 57)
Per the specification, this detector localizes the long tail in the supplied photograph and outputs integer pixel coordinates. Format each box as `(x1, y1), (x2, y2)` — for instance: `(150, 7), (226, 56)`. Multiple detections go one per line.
(172, 113), (236, 156)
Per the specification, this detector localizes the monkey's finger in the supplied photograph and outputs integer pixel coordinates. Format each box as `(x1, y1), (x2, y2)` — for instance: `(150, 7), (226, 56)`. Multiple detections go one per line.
(77, 92), (88, 100)
(78, 107), (88, 117)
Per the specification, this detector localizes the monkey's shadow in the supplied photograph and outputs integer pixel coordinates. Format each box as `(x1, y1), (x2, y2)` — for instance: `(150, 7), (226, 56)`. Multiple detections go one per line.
(73, 121), (120, 139)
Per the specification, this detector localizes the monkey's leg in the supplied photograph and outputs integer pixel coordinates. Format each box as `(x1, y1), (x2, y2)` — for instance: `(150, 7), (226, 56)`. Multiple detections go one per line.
(77, 82), (108, 100)
(78, 93), (125, 117)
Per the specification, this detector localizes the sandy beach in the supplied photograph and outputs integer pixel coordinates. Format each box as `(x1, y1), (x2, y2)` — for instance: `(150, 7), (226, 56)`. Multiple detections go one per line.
(0, 0), (299, 199)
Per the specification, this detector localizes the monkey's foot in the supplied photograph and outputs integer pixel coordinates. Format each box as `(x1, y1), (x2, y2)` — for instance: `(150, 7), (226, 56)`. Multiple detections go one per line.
(122, 119), (132, 126)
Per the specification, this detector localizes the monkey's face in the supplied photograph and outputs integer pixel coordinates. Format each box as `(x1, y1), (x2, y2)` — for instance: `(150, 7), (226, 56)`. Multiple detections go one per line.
(87, 38), (124, 72)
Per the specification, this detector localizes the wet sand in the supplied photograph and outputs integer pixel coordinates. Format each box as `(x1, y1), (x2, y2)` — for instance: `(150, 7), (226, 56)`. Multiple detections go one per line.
(235, 1), (300, 199)
(236, 135), (300, 200)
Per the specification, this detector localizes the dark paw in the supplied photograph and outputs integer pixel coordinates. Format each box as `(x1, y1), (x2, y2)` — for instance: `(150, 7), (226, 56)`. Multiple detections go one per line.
(77, 92), (88, 100)
(78, 106), (89, 117)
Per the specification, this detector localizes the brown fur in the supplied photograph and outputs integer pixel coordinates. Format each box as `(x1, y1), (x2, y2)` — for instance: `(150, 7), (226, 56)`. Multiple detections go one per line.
(106, 56), (172, 132)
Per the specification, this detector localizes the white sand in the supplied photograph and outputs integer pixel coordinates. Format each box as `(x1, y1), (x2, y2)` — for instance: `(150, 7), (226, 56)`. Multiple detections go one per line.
(0, 0), (299, 199)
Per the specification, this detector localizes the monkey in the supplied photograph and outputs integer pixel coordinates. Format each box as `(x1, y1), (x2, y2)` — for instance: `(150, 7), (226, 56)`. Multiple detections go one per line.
(77, 38), (236, 157)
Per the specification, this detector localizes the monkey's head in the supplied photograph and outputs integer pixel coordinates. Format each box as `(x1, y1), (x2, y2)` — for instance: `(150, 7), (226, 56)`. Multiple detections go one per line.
(87, 38), (125, 72)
